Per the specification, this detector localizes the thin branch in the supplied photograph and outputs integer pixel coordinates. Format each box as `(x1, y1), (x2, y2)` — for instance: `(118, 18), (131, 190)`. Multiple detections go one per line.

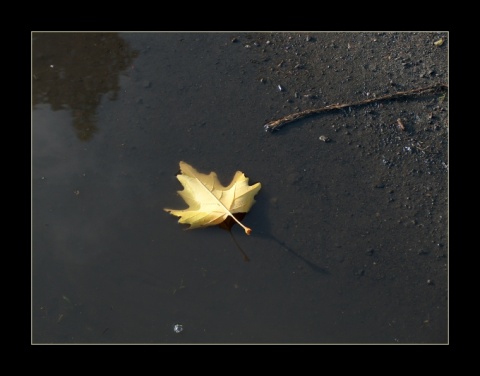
(264, 84), (448, 132)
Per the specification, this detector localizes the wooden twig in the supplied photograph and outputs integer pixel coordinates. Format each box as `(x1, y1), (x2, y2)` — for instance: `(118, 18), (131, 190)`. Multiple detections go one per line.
(264, 84), (448, 132)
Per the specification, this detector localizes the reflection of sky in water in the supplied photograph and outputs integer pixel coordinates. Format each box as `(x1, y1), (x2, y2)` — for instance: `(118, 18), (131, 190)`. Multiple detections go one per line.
(32, 32), (138, 141)
(33, 104), (76, 175)
(32, 102), (151, 266)
(33, 104), (105, 265)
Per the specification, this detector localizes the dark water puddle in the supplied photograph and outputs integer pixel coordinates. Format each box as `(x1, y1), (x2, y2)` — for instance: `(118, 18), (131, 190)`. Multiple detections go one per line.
(32, 32), (448, 344)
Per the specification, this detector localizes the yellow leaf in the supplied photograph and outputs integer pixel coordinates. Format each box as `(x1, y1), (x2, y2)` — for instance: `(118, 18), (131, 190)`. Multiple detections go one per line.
(164, 161), (261, 235)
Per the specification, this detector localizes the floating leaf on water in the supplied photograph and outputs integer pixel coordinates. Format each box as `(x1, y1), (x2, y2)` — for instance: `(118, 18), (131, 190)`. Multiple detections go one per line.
(164, 161), (261, 235)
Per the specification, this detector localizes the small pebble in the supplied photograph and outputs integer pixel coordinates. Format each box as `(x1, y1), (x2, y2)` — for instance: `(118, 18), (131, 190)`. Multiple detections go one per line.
(319, 135), (330, 142)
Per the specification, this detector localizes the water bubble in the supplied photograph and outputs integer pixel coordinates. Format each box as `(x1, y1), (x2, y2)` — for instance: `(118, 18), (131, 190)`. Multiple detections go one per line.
(173, 324), (183, 333)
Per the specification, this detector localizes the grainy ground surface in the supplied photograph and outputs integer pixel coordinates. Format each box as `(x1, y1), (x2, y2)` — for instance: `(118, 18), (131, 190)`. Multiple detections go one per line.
(32, 32), (448, 343)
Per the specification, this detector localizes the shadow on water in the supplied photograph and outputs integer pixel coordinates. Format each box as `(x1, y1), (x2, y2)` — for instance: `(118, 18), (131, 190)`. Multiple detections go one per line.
(219, 201), (329, 275)
(254, 193), (329, 275)
(264, 233), (329, 275)
(32, 32), (138, 141)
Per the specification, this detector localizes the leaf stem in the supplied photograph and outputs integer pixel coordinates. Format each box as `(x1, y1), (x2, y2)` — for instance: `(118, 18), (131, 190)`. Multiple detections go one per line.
(228, 215), (252, 235)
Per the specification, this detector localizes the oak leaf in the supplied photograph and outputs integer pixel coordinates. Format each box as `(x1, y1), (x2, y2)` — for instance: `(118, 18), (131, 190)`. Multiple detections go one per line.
(164, 161), (261, 235)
